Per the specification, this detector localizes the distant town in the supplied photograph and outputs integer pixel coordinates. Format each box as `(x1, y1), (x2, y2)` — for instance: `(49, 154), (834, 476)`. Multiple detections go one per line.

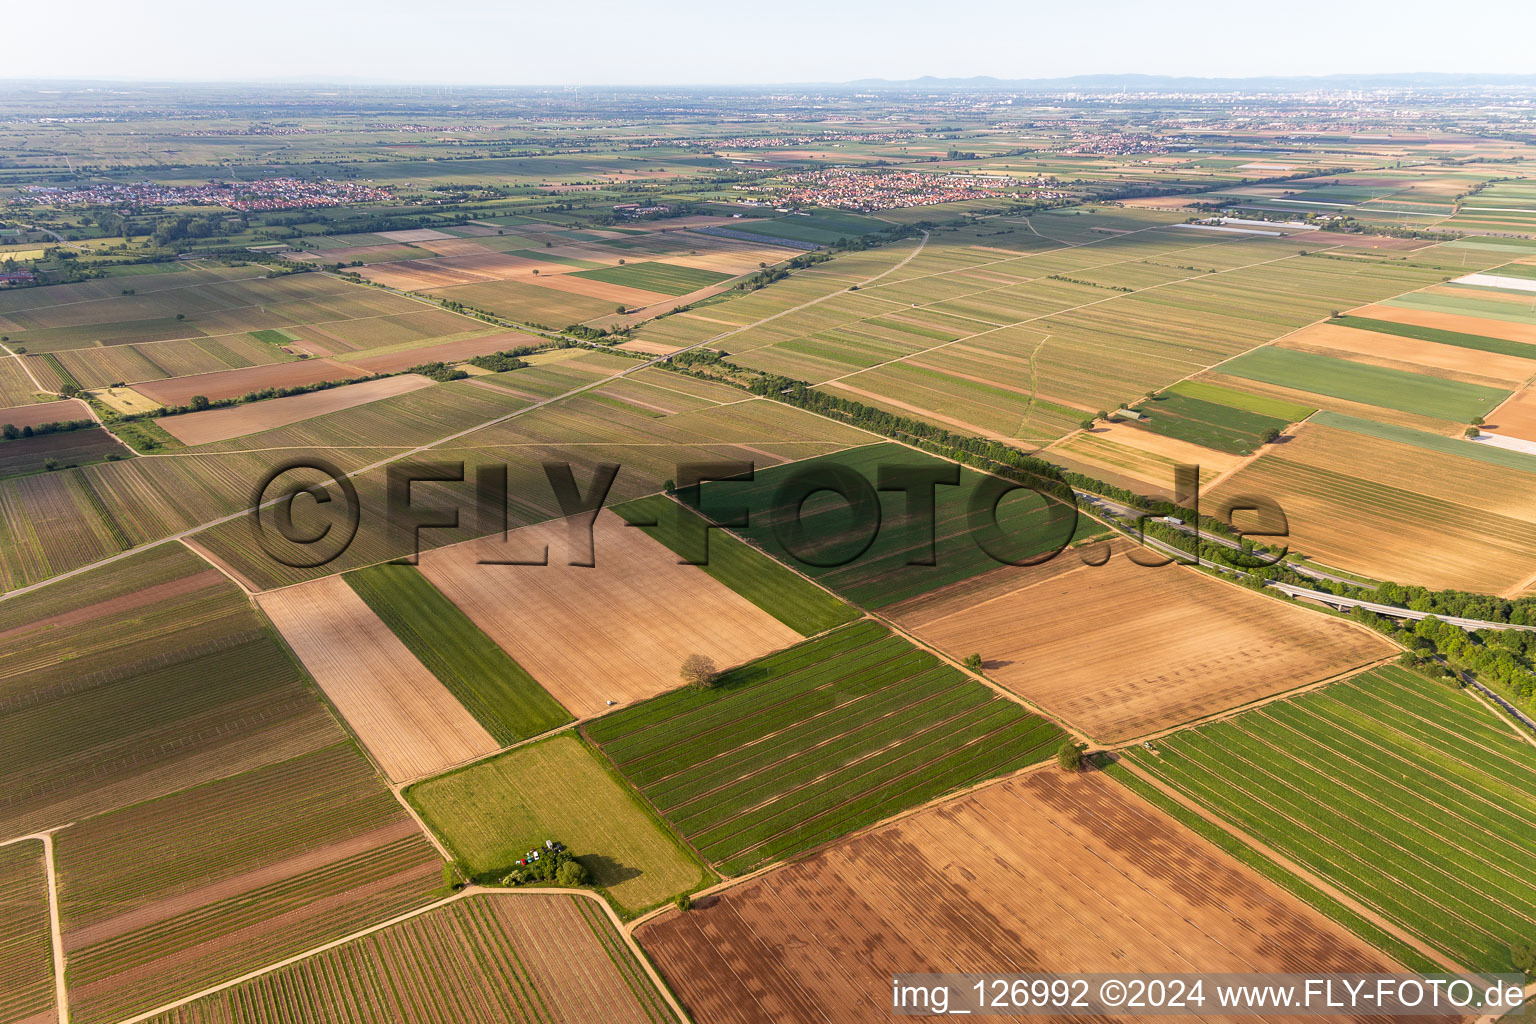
(19, 178), (392, 212)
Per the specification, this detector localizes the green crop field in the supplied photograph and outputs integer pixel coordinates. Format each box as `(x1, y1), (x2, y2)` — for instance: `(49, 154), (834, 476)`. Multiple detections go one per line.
(1165, 379), (1316, 422)
(587, 621), (1061, 875)
(346, 563), (572, 744)
(1329, 315), (1536, 359)
(693, 442), (1096, 609)
(571, 261), (732, 295)
(1128, 391), (1292, 454)
(1125, 666), (1536, 973)
(1218, 346), (1509, 422)
(612, 493), (860, 635)
(408, 734), (707, 915)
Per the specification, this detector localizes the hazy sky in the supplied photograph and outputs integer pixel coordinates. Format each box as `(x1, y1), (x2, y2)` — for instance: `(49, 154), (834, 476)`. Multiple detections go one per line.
(8, 0), (1536, 85)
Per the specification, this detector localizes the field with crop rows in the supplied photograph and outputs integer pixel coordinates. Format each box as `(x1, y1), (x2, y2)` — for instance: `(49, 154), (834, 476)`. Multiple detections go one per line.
(0, 542), (343, 836)
(611, 494), (859, 636)
(687, 213), (1465, 444)
(1208, 420), (1536, 592)
(889, 541), (1392, 742)
(410, 734), (706, 914)
(1329, 314), (1536, 359)
(58, 742), (442, 1024)
(259, 576), (500, 782)
(588, 621), (1061, 875)
(1218, 345), (1510, 422)
(417, 512), (802, 720)
(0, 840), (55, 1024)
(1124, 390), (1293, 454)
(141, 894), (675, 1024)
(695, 442), (1092, 609)
(572, 261), (731, 295)
(1125, 666), (1536, 972)
(0, 427), (124, 478)
(346, 563), (572, 745)
(638, 770), (1404, 1024)
(192, 380), (869, 592)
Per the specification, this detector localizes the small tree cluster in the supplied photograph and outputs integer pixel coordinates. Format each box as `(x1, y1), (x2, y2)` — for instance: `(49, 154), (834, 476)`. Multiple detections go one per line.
(1056, 741), (1087, 773)
(499, 839), (590, 888)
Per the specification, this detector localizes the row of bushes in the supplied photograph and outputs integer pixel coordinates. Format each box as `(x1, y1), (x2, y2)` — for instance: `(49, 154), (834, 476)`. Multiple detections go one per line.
(1, 418), (95, 441)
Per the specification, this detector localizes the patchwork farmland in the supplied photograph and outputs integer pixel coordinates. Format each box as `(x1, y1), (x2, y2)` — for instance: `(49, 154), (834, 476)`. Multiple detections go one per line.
(258, 576), (501, 783)
(140, 894), (676, 1024)
(694, 442), (1094, 610)
(416, 512), (804, 719)
(409, 735), (707, 914)
(638, 771), (1411, 1024)
(1124, 666), (1536, 973)
(8, 84), (1536, 1024)
(587, 621), (1062, 875)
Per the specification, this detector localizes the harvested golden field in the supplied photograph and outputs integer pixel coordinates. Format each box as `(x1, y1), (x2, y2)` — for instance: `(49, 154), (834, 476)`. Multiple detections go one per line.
(889, 542), (1391, 742)
(1279, 321), (1534, 387)
(135, 358), (365, 405)
(258, 576), (499, 782)
(158, 373), (435, 445)
(639, 770), (1406, 1024)
(1207, 422), (1536, 592)
(417, 511), (802, 718)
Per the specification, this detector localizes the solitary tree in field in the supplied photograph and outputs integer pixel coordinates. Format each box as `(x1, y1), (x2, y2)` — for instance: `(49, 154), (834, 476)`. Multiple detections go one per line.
(675, 893), (692, 912)
(615, 305), (626, 314)
(680, 653), (719, 690)
(1260, 427), (1281, 444)
(963, 653), (983, 672)
(1466, 427), (1481, 439)
(1056, 741), (1086, 773)
(1472, 416), (1486, 427)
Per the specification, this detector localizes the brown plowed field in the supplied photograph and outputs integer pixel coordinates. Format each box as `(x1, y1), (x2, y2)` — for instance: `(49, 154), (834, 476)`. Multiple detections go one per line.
(417, 511), (801, 718)
(638, 770), (1409, 1024)
(135, 358), (365, 405)
(1486, 385), (1536, 442)
(157, 373), (435, 445)
(258, 576), (498, 781)
(887, 542), (1391, 742)
(0, 396), (90, 429)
